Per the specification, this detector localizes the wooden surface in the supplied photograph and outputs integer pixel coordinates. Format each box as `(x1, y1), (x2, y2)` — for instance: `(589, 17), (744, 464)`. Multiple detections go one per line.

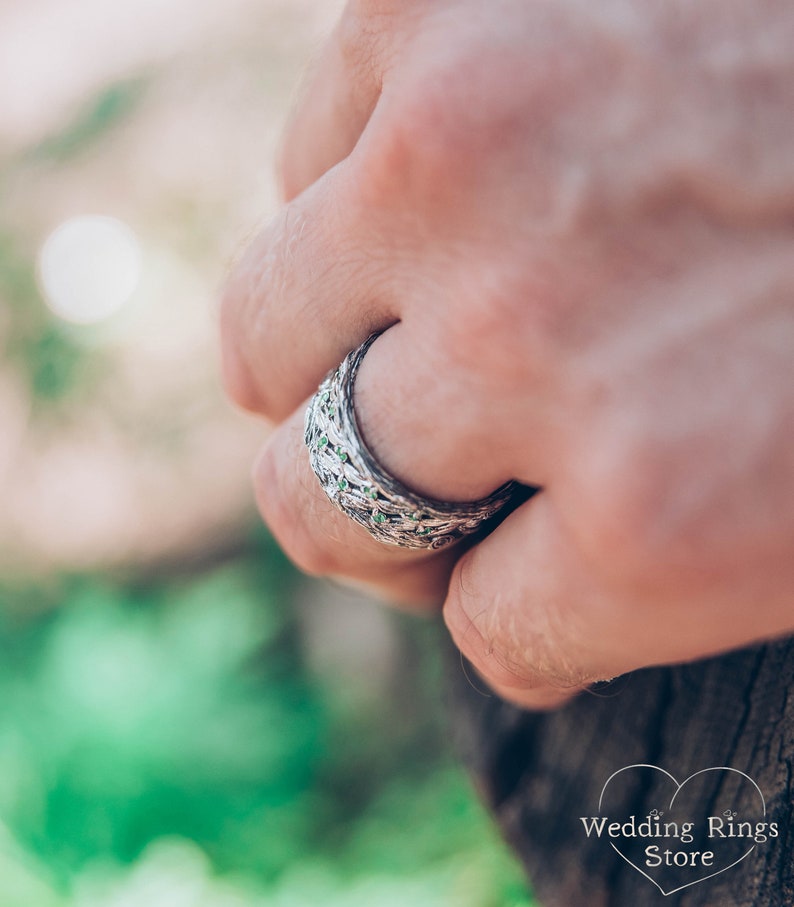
(448, 638), (794, 907)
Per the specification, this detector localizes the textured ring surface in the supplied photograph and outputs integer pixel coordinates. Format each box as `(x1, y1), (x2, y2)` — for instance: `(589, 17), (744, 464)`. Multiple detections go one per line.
(304, 333), (522, 549)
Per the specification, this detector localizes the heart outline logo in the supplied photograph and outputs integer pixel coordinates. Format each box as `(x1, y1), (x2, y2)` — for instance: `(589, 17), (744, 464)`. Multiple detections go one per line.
(597, 764), (766, 897)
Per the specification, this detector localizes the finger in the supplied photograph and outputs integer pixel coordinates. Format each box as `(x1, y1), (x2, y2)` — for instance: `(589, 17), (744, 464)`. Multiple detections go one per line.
(278, 8), (384, 201)
(221, 174), (562, 478)
(253, 404), (460, 607)
(351, 324), (556, 501)
(457, 652), (577, 711)
(482, 682), (576, 712)
(443, 491), (636, 711)
(219, 168), (400, 421)
(222, 0), (439, 423)
(252, 320), (557, 611)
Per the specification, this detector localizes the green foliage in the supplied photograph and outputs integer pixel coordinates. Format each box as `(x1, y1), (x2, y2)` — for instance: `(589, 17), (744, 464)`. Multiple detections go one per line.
(0, 532), (535, 906)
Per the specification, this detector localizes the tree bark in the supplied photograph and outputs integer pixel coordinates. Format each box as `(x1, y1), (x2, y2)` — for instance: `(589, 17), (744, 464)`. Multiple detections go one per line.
(448, 638), (794, 907)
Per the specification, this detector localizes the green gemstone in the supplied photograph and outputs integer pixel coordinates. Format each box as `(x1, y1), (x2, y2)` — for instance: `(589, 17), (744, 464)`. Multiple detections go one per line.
(365, 487), (378, 500)
(409, 512), (419, 522)
(338, 479), (348, 491)
(318, 436), (328, 448)
(327, 405), (336, 417)
(418, 527), (431, 536)
(335, 446), (348, 462)
(321, 392), (330, 403)
(373, 512), (386, 525)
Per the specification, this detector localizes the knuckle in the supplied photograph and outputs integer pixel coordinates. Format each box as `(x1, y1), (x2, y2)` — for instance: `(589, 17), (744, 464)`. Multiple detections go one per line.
(355, 13), (583, 207)
(358, 82), (475, 207)
(355, 37), (524, 211)
(444, 557), (573, 694)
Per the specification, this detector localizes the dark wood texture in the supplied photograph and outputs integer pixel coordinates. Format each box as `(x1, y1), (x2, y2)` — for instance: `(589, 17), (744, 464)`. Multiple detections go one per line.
(448, 638), (794, 907)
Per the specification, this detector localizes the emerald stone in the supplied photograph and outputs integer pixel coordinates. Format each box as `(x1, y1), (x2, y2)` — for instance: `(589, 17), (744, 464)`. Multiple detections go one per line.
(335, 446), (348, 462)
(321, 392), (330, 403)
(373, 512), (386, 525)
(365, 487), (378, 500)
(318, 436), (328, 448)
(338, 479), (348, 491)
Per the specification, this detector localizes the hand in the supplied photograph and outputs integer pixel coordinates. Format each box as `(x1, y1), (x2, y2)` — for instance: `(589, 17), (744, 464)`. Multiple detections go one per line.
(220, 0), (794, 709)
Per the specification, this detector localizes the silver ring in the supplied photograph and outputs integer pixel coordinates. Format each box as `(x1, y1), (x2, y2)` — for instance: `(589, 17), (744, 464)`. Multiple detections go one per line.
(304, 333), (523, 549)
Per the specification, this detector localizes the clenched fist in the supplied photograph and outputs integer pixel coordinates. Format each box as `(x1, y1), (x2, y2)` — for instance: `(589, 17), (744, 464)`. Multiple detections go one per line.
(221, 0), (794, 709)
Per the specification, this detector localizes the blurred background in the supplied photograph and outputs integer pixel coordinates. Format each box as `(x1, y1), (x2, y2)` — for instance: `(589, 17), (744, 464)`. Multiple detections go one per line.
(0, 1), (534, 904)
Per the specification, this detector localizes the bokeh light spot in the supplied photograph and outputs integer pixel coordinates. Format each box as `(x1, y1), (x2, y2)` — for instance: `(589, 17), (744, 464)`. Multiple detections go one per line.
(38, 215), (141, 324)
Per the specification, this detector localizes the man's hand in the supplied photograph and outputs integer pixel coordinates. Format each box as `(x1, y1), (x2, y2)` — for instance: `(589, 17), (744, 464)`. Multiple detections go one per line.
(220, 0), (794, 708)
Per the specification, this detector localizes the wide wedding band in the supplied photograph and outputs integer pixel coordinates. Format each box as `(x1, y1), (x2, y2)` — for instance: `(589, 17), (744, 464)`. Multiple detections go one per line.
(304, 333), (523, 549)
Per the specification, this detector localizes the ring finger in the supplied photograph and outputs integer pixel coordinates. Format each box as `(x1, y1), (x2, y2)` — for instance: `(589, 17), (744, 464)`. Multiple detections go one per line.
(252, 323), (555, 604)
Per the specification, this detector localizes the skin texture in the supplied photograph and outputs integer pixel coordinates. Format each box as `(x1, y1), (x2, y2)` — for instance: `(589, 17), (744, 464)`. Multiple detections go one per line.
(220, 0), (794, 709)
